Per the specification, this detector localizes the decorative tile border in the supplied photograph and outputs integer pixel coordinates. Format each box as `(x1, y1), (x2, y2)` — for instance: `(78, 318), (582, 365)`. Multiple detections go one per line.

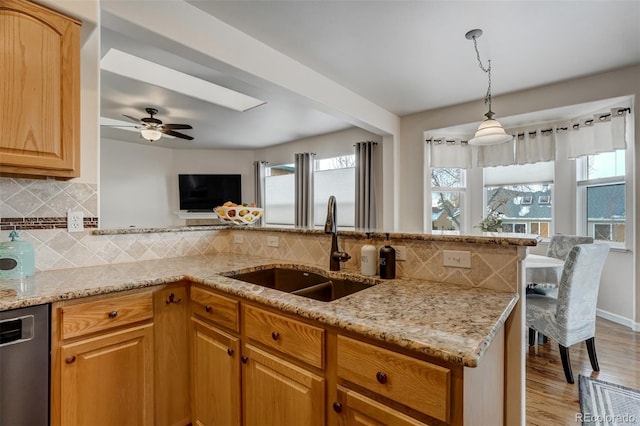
(1, 217), (99, 231)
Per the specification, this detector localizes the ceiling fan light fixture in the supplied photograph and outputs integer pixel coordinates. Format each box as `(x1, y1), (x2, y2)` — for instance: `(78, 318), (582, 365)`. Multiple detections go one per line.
(140, 128), (162, 142)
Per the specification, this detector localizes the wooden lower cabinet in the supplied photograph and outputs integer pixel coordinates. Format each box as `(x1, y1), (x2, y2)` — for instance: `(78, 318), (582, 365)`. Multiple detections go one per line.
(242, 343), (325, 426)
(190, 317), (241, 426)
(154, 285), (191, 426)
(59, 323), (154, 426)
(334, 386), (431, 426)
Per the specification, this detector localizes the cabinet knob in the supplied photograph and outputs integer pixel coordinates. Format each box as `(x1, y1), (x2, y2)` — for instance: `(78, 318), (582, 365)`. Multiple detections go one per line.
(332, 402), (343, 413)
(376, 371), (388, 384)
(227, 348), (234, 356)
(241, 356), (249, 364)
(108, 310), (118, 319)
(271, 331), (280, 341)
(65, 355), (76, 364)
(205, 305), (213, 313)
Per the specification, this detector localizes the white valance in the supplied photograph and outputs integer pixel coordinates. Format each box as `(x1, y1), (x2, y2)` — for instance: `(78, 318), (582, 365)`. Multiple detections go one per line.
(514, 128), (556, 165)
(427, 137), (472, 169)
(474, 139), (515, 168)
(558, 108), (627, 159)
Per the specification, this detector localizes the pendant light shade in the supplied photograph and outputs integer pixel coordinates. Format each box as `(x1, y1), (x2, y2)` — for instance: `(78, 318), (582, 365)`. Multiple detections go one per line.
(140, 128), (162, 142)
(465, 29), (512, 146)
(468, 111), (513, 146)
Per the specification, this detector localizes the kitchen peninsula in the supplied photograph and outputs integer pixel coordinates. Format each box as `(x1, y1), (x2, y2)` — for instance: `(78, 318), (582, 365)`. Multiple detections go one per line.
(0, 227), (536, 425)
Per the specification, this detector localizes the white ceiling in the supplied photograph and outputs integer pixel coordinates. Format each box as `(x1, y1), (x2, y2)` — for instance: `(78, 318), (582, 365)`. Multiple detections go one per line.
(100, 0), (640, 150)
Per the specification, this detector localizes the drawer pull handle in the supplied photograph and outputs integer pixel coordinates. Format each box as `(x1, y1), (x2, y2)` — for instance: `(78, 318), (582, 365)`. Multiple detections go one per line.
(332, 402), (343, 413)
(271, 331), (280, 341)
(376, 371), (388, 384)
(205, 305), (213, 313)
(227, 348), (234, 356)
(108, 310), (118, 319)
(65, 356), (76, 364)
(241, 356), (249, 364)
(166, 293), (182, 304)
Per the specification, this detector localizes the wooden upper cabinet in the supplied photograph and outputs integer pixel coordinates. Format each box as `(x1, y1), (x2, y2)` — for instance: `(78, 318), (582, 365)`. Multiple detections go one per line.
(0, 0), (81, 179)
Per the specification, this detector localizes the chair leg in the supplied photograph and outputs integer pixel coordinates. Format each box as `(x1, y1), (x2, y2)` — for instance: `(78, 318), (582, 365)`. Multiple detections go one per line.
(559, 344), (574, 384)
(528, 328), (536, 347)
(586, 337), (600, 371)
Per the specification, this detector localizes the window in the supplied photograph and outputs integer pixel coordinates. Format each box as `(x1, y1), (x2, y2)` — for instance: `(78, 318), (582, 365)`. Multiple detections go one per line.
(484, 162), (554, 238)
(314, 155), (355, 227)
(431, 168), (465, 232)
(578, 150), (627, 245)
(264, 164), (295, 225)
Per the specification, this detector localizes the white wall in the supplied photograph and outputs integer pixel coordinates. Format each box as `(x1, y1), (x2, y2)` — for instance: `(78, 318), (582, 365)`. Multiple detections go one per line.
(399, 64), (640, 328)
(101, 139), (177, 228)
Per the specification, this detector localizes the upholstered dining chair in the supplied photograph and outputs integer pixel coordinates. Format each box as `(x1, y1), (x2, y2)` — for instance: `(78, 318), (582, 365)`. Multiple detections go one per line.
(526, 243), (610, 384)
(528, 234), (594, 296)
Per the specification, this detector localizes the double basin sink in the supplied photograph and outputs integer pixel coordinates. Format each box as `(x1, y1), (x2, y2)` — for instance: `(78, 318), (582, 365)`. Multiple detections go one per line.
(228, 267), (374, 302)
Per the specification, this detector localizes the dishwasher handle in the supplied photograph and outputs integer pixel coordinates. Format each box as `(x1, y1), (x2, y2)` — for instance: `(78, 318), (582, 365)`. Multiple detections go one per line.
(0, 315), (34, 347)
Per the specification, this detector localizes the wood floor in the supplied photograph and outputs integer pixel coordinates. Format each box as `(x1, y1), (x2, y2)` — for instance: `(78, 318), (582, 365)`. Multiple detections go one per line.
(526, 317), (640, 425)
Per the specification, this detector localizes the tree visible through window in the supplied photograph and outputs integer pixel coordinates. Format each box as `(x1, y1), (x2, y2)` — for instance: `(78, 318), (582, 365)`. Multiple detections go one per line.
(431, 168), (465, 232)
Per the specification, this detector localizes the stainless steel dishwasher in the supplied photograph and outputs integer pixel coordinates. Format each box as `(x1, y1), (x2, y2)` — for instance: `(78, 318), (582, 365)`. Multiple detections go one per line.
(0, 304), (49, 426)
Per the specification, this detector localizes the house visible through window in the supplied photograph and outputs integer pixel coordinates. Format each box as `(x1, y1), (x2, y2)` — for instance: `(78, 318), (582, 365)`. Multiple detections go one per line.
(431, 168), (465, 233)
(578, 150), (627, 245)
(484, 162), (554, 238)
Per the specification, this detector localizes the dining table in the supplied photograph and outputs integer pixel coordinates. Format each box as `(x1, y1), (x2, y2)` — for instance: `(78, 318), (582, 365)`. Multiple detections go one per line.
(523, 253), (565, 287)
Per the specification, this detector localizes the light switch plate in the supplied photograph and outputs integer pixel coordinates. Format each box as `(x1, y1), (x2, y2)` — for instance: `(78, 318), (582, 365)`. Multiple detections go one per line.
(443, 250), (471, 268)
(267, 236), (279, 247)
(234, 234), (243, 244)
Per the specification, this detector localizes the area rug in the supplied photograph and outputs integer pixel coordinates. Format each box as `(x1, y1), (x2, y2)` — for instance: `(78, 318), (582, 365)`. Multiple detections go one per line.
(579, 375), (640, 425)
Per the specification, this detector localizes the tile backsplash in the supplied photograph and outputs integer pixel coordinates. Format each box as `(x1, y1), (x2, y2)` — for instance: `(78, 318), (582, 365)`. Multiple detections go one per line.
(0, 177), (98, 230)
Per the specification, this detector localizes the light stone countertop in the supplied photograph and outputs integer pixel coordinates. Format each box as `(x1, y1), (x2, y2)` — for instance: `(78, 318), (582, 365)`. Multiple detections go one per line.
(0, 253), (517, 367)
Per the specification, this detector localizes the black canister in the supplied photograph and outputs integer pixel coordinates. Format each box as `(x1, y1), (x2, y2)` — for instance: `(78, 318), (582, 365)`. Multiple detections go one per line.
(379, 234), (396, 279)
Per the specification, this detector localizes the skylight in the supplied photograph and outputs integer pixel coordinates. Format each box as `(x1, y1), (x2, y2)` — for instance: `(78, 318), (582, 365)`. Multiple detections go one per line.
(101, 48), (266, 112)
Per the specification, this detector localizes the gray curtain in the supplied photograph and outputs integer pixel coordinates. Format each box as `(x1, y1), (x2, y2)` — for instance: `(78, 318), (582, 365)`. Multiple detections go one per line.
(253, 161), (267, 225)
(294, 152), (315, 227)
(253, 161), (267, 208)
(355, 141), (377, 230)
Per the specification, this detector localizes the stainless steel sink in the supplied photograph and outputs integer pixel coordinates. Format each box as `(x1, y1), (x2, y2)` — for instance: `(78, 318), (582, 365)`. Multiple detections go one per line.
(228, 267), (373, 302)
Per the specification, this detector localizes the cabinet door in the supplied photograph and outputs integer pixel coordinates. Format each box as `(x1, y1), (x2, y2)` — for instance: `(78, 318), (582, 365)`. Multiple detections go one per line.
(243, 344), (325, 426)
(0, 0), (80, 178)
(191, 317), (241, 426)
(59, 323), (154, 426)
(335, 387), (431, 426)
(154, 286), (190, 426)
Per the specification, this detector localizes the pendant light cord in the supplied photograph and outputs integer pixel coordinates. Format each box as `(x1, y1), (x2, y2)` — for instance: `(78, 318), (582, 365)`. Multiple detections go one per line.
(471, 36), (492, 112)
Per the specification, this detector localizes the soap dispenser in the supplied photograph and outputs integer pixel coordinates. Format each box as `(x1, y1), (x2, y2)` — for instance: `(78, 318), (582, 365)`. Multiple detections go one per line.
(0, 230), (35, 279)
(379, 233), (396, 279)
(360, 233), (377, 276)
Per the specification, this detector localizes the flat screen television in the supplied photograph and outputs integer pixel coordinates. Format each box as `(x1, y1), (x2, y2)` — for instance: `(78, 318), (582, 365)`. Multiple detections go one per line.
(178, 174), (242, 212)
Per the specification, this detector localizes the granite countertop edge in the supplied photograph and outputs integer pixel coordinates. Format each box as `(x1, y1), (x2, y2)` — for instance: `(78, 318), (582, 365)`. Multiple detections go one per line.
(0, 254), (518, 367)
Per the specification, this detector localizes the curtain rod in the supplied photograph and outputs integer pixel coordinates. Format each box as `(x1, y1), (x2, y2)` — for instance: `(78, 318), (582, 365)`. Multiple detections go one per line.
(426, 107), (631, 143)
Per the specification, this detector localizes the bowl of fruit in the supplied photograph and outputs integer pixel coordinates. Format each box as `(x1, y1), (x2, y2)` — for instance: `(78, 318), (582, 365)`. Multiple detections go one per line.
(215, 201), (263, 225)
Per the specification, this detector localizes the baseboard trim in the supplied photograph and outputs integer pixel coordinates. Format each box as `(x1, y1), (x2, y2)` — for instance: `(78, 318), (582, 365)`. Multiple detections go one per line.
(596, 308), (639, 331)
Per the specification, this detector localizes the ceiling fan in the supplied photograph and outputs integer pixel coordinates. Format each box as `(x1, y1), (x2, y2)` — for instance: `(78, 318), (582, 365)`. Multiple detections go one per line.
(111, 107), (193, 142)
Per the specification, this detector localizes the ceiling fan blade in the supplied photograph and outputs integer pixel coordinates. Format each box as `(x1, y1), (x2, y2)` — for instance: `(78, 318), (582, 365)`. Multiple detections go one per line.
(161, 129), (193, 140)
(162, 123), (192, 130)
(122, 114), (142, 124)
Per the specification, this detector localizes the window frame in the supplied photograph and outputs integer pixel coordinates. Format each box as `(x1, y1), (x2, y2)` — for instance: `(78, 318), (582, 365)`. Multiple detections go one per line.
(576, 148), (632, 249)
(428, 167), (467, 234)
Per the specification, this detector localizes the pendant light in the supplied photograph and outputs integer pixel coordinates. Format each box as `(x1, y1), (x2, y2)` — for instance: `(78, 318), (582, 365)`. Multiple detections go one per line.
(465, 29), (513, 146)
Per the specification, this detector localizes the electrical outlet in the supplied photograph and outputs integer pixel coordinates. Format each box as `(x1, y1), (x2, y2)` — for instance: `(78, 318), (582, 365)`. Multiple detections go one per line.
(67, 210), (84, 233)
(234, 234), (244, 244)
(392, 245), (407, 261)
(443, 250), (471, 268)
(267, 236), (279, 247)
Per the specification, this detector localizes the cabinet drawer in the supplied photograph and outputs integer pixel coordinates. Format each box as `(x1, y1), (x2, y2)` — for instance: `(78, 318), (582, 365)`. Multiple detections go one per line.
(243, 305), (324, 369)
(61, 292), (153, 340)
(337, 335), (451, 423)
(190, 286), (239, 332)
